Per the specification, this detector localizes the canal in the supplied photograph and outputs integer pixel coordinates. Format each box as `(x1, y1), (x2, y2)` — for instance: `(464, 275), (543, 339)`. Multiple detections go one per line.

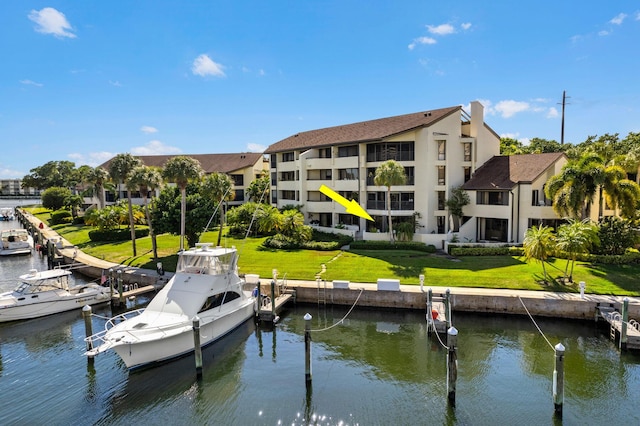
(0, 207), (639, 425)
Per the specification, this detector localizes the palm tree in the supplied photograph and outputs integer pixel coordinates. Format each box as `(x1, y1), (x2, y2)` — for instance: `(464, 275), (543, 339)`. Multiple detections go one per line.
(87, 166), (110, 209)
(162, 156), (203, 251)
(523, 225), (555, 284)
(202, 172), (235, 246)
(130, 165), (163, 260)
(555, 219), (599, 283)
(108, 153), (142, 256)
(246, 171), (270, 203)
(374, 160), (407, 242)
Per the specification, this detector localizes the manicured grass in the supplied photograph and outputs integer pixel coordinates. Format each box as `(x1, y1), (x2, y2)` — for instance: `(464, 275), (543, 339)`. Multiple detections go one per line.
(29, 208), (640, 296)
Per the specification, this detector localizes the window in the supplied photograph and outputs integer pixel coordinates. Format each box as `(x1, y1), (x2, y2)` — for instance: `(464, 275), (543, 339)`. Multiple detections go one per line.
(338, 168), (358, 180)
(231, 174), (244, 186)
(270, 156), (277, 168)
(366, 192), (414, 210)
(404, 166), (415, 185)
(280, 171), (296, 181)
(464, 167), (471, 183)
(271, 172), (277, 186)
(437, 191), (445, 210)
(463, 143), (472, 162)
(366, 142), (414, 162)
(338, 145), (359, 157)
(271, 190), (277, 204)
(281, 190), (297, 200)
(307, 169), (332, 180)
(339, 191), (359, 202)
(318, 147), (332, 158)
(437, 166), (446, 185)
(198, 291), (241, 313)
(282, 152), (294, 162)
(234, 189), (244, 201)
(437, 216), (446, 234)
(477, 191), (509, 205)
(367, 166), (413, 185)
(437, 140), (446, 161)
(307, 191), (330, 201)
(338, 214), (359, 226)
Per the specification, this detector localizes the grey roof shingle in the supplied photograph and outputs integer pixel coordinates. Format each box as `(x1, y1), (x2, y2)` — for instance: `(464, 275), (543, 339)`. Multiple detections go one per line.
(461, 152), (566, 190)
(265, 106), (461, 153)
(100, 153), (265, 174)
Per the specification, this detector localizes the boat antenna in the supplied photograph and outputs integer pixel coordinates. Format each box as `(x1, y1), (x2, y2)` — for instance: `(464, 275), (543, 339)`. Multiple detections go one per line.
(237, 183), (269, 257)
(199, 186), (232, 243)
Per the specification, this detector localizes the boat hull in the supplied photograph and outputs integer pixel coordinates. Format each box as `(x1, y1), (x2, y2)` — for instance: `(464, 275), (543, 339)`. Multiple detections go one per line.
(111, 300), (256, 369)
(0, 289), (110, 322)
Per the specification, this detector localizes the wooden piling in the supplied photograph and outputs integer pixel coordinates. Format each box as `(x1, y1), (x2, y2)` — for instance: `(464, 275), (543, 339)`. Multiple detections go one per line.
(553, 343), (565, 416)
(621, 298), (629, 350)
(82, 305), (94, 353)
(426, 288), (433, 335)
(117, 270), (124, 307)
(444, 289), (451, 330)
(304, 313), (312, 387)
(271, 280), (276, 317)
(447, 326), (458, 405)
(193, 316), (203, 378)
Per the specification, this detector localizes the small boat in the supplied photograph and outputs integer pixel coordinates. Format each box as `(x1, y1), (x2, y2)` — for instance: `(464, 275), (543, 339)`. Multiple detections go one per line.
(0, 269), (111, 322)
(0, 207), (15, 221)
(85, 243), (257, 369)
(0, 229), (34, 256)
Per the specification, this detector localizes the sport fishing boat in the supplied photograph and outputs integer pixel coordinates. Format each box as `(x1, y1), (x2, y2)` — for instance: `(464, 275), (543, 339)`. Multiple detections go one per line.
(85, 243), (257, 369)
(0, 229), (33, 256)
(0, 268), (110, 322)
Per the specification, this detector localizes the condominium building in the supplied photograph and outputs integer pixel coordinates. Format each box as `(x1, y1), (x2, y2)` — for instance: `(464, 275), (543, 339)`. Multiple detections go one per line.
(265, 101), (500, 247)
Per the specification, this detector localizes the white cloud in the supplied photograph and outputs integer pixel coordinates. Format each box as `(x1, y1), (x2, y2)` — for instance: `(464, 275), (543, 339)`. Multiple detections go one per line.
(546, 107), (559, 118)
(0, 165), (27, 179)
(20, 79), (43, 87)
(460, 23), (472, 31)
(131, 140), (182, 156)
(247, 143), (266, 152)
(109, 80), (122, 87)
(408, 36), (437, 50)
(598, 30), (610, 36)
(609, 13), (627, 25)
(68, 151), (114, 167)
(192, 54), (226, 77)
(494, 100), (530, 118)
(28, 7), (76, 38)
(427, 23), (455, 35)
(140, 126), (158, 134)
(500, 132), (520, 140)
(636, 12), (640, 21)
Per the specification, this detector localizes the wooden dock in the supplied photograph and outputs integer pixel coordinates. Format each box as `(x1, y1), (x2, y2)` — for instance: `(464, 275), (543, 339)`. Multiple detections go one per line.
(596, 305), (640, 350)
(426, 289), (450, 334)
(258, 293), (294, 323)
(111, 285), (157, 303)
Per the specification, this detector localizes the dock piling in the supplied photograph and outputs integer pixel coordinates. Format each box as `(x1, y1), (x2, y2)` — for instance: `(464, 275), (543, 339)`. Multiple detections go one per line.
(621, 298), (629, 350)
(553, 343), (565, 417)
(304, 313), (312, 387)
(193, 316), (203, 378)
(82, 305), (94, 354)
(447, 326), (458, 405)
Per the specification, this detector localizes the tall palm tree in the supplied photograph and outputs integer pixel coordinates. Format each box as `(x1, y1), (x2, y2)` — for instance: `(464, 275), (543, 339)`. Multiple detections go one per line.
(87, 166), (110, 209)
(130, 165), (163, 260)
(202, 172), (235, 246)
(374, 160), (407, 242)
(246, 171), (270, 203)
(523, 225), (555, 284)
(108, 153), (142, 256)
(555, 219), (599, 282)
(162, 156), (203, 251)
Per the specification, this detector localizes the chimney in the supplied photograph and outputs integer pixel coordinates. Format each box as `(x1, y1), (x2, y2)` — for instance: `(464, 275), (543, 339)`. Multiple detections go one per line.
(470, 100), (484, 138)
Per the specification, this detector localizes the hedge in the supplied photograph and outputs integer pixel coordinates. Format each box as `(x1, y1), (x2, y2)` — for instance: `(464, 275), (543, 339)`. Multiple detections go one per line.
(50, 210), (72, 225)
(88, 228), (150, 242)
(349, 240), (437, 253)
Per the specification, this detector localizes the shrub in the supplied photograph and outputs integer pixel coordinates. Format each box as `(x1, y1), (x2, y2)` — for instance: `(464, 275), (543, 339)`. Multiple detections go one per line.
(88, 228), (149, 242)
(450, 246), (524, 256)
(349, 240), (436, 253)
(50, 210), (72, 225)
(72, 216), (85, 225)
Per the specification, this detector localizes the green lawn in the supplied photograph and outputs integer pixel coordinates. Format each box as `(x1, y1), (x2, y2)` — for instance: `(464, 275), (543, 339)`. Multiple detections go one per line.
(30, 209), (640, 296)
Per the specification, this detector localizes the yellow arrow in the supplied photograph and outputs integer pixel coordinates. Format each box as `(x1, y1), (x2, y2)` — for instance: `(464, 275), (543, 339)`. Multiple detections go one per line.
(319, 184), (373, 221)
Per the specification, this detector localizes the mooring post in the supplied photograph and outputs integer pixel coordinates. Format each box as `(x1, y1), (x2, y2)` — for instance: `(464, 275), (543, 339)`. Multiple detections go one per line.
(444, 289), (451, 330)
(447, 326), (458, 405)
(271, 279), (276, 316)
(579, 281), (586, 299)
(426, 288), (433, 335)
(193, 316), (203, 378)
(82, 305), (94, 353)
(621, 297), (629, 351)
(304, 313), (312, 387)
(108, 268), (114, 300)
(553, 343), (565, 417)
(117, 270), (124, 307)
(419, 274), (425, 293)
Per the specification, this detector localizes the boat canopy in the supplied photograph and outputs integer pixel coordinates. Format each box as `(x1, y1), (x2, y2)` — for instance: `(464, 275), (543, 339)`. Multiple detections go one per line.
(176, 245), (237, 275)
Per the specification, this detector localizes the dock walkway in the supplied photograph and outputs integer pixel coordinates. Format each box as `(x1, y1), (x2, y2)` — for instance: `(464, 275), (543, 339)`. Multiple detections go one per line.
(596, 306), (640, 350)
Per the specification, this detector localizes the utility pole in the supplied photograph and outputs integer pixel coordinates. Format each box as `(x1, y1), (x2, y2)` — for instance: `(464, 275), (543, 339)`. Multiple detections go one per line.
(559, 91), (570, 145)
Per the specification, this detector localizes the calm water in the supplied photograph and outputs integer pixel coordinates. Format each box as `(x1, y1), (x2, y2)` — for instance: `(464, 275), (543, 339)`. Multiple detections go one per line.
(0, 203), (639, 425)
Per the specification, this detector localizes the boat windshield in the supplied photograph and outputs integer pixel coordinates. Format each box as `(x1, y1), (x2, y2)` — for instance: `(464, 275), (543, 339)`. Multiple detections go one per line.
(15, 276), (69, 294)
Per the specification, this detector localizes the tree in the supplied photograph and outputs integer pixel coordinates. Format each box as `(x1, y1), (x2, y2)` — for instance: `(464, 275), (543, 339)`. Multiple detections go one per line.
(86, 167), (110, 209)
(445, 186), (470, 232)
(523, 225), (555, 284)
(22, 160), (77, 190)
(595, 216), (637, 255)
(201, 172), (235, 246)
(41, 187), (72, 211)
(130, 165), (163, 260)
(374, 160), (407, 242)
(108, 153), (143, 256)
(162, 156), (204, 251)
(65, 194), (84, 219)
(246, 171), (270, 203)
(555, 219), (599, 282)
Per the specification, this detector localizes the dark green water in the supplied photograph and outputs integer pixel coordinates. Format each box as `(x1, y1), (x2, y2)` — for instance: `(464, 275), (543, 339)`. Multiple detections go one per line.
(0, 216), (639, 425)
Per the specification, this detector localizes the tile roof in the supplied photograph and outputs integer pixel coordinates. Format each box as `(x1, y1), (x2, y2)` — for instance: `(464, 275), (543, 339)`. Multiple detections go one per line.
(265, 106), (461, 153)
(461, 152), (567, 190)
(100, 153), (265, 174)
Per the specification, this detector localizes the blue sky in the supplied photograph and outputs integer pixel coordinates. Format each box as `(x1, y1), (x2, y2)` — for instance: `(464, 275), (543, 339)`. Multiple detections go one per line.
(2, 1), (639, 179)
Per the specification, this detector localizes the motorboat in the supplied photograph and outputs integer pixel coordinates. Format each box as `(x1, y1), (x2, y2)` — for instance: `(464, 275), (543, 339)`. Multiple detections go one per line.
(0, 268), (111, 322)
(0, 229), (34, 256)
(85, 243), (257, 369)
(0, 207), (15, 221)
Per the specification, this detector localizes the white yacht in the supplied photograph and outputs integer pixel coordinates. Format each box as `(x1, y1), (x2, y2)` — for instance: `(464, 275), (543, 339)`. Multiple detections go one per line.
(0, 229), (33, 256)
(85, 243), (257, 369)
(0, 269), (110, 322)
